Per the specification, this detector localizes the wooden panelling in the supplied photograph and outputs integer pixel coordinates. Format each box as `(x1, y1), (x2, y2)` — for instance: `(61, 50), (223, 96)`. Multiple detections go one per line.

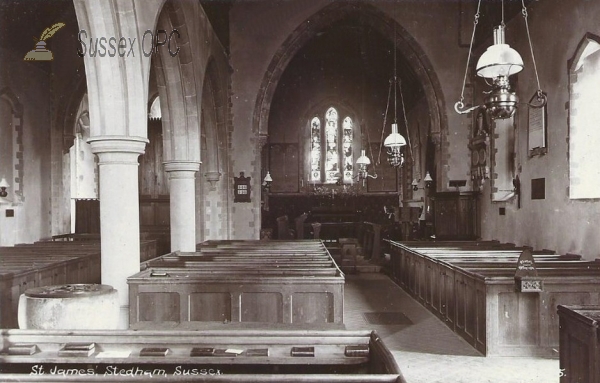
(140, 198), (170, 227)
(138, 120), (170, 241)
(138, 292), (180, 322)
(189, 292), (231, 322)
(292, 292), (334, 323)
(546, 292), (591, 347)
(138, 119), (169, 198)
(241, 292), (283, 323)
(558, 305), (600, 383)
(269, 144), (299, 193)
(266, 195), (398, 236)
(497, 292), (538, 346)
(386, 240), (600, 356)
(433, 192), (479, 240)
(128, 241), (344, 327)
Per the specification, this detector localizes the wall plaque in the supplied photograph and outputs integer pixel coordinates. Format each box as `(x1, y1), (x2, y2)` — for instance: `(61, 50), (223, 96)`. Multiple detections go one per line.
(233, 172), (251, 203)
(528, 92), (548, 157)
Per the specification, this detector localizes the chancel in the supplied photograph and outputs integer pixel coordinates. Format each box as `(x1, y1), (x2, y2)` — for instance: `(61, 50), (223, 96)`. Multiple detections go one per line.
(1, 1), (600, 382)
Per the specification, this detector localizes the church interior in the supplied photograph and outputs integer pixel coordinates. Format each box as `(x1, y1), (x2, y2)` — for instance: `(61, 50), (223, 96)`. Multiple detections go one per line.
(1, 0), (600, 382)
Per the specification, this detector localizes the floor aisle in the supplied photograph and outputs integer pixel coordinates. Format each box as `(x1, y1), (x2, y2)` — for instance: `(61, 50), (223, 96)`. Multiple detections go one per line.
(343, 273), (559, 383)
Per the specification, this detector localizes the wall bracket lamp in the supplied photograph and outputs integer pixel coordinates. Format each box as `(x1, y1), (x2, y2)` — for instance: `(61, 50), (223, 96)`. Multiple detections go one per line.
(262, 171), (273, 190)
(411, 171), (433, 191)
(0, 178), (9, 198)
(356, 149), (378, 183)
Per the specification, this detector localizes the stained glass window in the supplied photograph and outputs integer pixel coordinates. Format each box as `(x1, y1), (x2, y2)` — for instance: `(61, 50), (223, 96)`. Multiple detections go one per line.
(310, 117), (321, 182)
(342, 117), (353, 183)
(324, 108), (339, 183)
(309, 107), (355, 185)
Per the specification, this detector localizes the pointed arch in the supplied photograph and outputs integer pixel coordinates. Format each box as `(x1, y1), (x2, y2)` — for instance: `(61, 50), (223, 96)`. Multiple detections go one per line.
(252, 2), (448, 186)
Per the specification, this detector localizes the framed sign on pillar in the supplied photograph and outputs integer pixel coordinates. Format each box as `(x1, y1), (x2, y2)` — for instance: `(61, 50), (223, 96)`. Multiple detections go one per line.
(234, 172), (251, 203)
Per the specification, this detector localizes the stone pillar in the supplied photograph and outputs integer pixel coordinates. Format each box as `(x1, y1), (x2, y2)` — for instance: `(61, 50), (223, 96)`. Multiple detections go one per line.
(164, 161), (201, 252)
(89, 137), (146, 329)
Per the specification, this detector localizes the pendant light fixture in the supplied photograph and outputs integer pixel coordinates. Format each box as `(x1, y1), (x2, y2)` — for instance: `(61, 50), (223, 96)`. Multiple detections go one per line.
(455, 0), (547, 120)
(381, 16), (412, 168)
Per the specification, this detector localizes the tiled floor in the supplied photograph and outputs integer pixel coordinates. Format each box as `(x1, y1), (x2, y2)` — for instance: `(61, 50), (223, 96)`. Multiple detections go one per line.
(344, 273), (559, 383)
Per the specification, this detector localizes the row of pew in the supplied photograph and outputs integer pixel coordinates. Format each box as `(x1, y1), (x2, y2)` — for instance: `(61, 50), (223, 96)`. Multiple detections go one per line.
(0, 238), (408, 382)
(0, 329), (406, 382)
(0, 238), (409, 382)
(558, 305), (600, 383)
(385, 239), (600, 357)
(130, 240), (345, 328)
(0, 238), (158, 329)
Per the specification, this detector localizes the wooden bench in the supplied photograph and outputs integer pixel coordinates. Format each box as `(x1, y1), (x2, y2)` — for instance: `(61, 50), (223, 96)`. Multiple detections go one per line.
(0, 240), (159, 329)
(558, 305), (600, 383)
(386, 240), (600, 357)
(130, 241), (344, 328)
(0, 328), (406, 382)
(0, 251), (101, 329)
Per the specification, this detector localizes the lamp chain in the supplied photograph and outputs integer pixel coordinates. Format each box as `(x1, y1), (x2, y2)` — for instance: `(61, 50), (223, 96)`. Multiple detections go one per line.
(521, 0), (543, 100)
(377, 80), (393, 166)
(458, 0), (482, 107)
(398, 79), (413, 160)
(365, 108), (377, 175)
(393, 20), (398, 125)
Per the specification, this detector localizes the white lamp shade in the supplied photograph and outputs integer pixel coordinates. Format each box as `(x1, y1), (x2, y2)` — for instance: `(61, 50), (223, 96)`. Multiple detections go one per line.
(263, 171), (273, 183)
(476, 43), (524, 78)
(356, 149), (371, 166)
(424, 171), (433, 183)
(411, 179), (418, 187)
(384, 123), (407, 148)
(0, 177), (9, 189)
(476, 26), (523, 79)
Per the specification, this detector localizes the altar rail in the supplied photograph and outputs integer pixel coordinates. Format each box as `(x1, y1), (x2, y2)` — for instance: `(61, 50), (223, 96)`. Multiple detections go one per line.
(0, 240), (158, 329)
(130, 240), (344, 328)
(386, 240), (600, 357)
(0, 329), (406, 382)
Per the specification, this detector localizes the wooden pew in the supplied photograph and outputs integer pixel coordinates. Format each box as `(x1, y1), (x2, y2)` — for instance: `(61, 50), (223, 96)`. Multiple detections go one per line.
(0, 249), (101, 329)
(0, 329), (406, 382)
(0, 239), (159, 329)
(130, 241), (345, 328)
(385, 239), (600, 357)
(558, 305), (600, 383)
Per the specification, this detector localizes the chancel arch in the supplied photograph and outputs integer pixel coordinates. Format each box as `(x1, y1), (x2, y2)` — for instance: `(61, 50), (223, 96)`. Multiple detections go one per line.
(253, 1), (447, 194)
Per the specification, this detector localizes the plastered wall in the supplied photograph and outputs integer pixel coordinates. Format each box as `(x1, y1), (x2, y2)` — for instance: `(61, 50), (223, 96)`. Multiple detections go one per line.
(0, 49), (51, 244)
(479, 0), (600, 259)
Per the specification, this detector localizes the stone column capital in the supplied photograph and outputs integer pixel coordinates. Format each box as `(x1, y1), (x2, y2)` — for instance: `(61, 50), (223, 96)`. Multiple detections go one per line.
(163, 160), (201, 174)
(88, 136), (148, 166)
